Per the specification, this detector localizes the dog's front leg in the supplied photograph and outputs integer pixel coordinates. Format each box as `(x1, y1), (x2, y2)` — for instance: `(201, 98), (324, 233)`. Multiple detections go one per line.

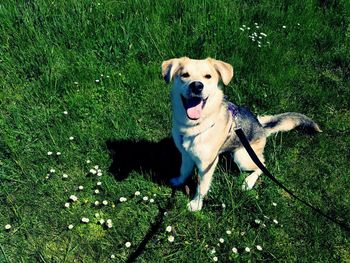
(170, 152), (194, 187)
(187, 156), (219, 212)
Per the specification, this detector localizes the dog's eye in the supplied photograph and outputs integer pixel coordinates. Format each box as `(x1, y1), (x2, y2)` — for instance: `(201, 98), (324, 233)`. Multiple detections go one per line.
(181, 72), (190, 78)
(204, 74), (212, 79)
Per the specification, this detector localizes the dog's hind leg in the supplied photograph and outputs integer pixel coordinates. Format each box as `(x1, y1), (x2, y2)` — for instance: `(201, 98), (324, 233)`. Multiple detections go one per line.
(187, 156), (219, 211)
(233, 138), (266, 190)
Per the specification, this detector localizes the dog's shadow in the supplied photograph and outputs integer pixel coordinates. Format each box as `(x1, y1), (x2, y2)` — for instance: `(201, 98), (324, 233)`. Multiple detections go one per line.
(106, 137), (238, 195)
(106, 137), (181, 185)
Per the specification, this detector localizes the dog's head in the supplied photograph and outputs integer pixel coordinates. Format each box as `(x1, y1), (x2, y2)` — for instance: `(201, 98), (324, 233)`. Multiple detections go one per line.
(162, 57), (233, 121)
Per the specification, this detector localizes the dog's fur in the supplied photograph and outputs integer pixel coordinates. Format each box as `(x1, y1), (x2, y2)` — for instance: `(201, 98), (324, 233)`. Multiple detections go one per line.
(162, 57), (321, 211)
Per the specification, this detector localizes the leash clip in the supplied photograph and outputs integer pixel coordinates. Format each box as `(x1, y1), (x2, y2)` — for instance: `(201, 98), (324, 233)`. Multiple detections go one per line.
(227, 102), (241, 130)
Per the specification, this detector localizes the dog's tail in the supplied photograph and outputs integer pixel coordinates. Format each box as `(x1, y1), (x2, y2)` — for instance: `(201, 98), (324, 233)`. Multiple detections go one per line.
(258, 112), (322, 137)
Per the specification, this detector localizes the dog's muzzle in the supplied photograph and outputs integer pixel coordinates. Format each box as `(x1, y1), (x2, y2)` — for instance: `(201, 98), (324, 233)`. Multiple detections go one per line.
(189, 81), (203, 96)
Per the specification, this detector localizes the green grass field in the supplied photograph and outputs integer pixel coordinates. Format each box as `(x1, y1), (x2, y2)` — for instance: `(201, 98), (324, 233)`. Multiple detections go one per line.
(1, 0), (350, 262)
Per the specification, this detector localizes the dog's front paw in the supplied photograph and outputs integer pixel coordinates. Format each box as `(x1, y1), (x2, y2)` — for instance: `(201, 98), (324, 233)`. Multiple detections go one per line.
(169, 177), (183, 187)
(242, 173), (259, 191)
(187, 197), (203, 212)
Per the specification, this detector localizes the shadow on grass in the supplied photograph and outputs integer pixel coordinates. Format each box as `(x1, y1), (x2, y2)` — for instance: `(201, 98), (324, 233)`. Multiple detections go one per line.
(106, 137), (239, 261)
(106, 137), (181, 185)
(106, 137), (238, 193)
(106, 138), (180, 262)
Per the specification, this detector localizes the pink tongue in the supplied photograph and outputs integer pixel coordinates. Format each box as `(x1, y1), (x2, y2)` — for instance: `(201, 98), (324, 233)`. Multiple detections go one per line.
(186, 100), (203, 120)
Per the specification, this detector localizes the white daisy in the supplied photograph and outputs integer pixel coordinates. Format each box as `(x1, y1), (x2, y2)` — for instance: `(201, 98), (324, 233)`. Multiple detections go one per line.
(94, 201), (100, 206)
(149, 198), (154, 203)
(78, 185), (84, 190)
(219, 238), (224, 243)
(256, 245), (263, 251)
(63, 111), (68, 115)
(99, 219), (105, 225)
(134, 191), (141, 196)
(69, 195), (78, 202)
(94, 189), (100, 194)
(69, 136), (74, 140)
(81, 217), (89, 223)
(255, 219), (261, 224)
(226, 230), (232, 235)
(64, 202), (70, 208)
(273, 219), (279, 224)
(86, 160), (91, 164)
(68, 224), (74, 230)
(106, 219), (113, 228)
(119, 197), (127, 202)
(95, 79), (100, 83)
(168, 235), (174, 242)
(4, 224), (11, 230)
(143, 196), (149, 201)
(110, 254), (115, 259)
(47, 151), (53, 155)
(166, 226), (172, 232)
(272, 202), (277, 206)
(56, 152), (61, 156)
(232, 247), (238, 254)
(96, 182), (102, 186)
(102, 200), (108, 205)
(213, 256), (218, 262)
(62, 174), (68, 179)
(97, 172), (102, 177)
(222, 203), (226, 208)
(245, 247), (251, 252)
(89, 169), (97, 175)
(125, 242), (131, 248)
(50, 169), (55, 173)
(210, 248), (216, 254)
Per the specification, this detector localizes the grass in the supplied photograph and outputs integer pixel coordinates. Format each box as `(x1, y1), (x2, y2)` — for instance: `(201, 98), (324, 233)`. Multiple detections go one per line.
(1, 0), (350, 262)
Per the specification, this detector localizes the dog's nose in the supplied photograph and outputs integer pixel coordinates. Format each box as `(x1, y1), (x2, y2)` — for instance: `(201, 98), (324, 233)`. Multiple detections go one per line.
(189, 81), (204, 95)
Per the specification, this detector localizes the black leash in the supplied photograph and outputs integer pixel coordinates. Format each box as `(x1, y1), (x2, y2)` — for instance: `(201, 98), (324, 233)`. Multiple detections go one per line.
(235, 127), (350, 232)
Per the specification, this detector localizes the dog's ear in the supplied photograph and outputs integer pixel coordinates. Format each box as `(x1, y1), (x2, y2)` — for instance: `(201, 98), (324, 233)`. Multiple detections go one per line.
(161, 58), (182, 83)
(208, 58), (234, 85)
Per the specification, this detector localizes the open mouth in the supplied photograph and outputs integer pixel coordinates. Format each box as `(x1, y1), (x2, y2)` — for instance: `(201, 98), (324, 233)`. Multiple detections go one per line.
(181, 95), (208, 120)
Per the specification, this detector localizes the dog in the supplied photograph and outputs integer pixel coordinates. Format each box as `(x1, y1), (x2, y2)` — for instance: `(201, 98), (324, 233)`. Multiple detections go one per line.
(161, 57), (321, 211)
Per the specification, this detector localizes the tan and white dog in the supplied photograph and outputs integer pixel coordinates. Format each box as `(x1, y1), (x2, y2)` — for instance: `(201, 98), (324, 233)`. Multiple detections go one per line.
(162, 57), (321, 211)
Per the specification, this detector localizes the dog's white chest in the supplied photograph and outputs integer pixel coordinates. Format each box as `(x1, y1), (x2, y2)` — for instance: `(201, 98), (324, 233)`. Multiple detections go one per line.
(181, 135), (194, 151)
(181, 134), (212, 163)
